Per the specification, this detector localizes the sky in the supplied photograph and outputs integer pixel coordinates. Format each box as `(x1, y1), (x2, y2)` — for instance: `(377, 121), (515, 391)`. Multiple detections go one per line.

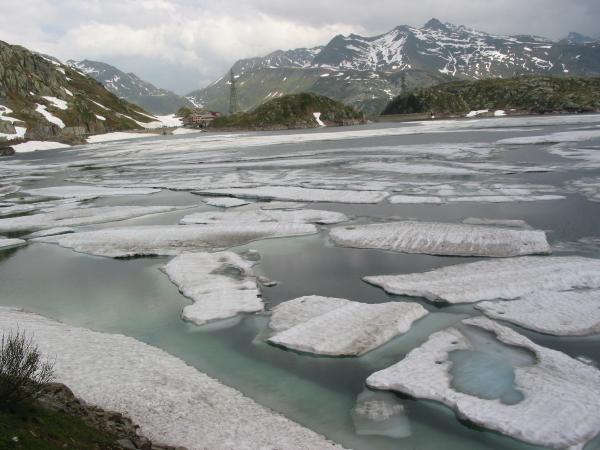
(2, 0), (599, 94)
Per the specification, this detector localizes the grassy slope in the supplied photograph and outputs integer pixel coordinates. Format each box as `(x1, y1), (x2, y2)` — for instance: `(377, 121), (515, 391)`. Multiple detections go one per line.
(382, 76), (600, 115)
(0, 402), (120, 450)
(211, 92), (364, 130)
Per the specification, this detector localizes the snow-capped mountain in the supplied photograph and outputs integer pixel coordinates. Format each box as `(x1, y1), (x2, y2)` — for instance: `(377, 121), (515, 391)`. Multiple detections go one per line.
(187, 18), (600, 115)
(68, 60), (193, 114)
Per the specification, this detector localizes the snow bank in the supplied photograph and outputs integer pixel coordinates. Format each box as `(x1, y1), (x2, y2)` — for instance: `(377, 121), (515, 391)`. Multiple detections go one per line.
(35, 223), (317, 257)
(366, 317), (600, 449)
(163, 252), (263, 326)
(267, 296), (428, 356)
(364, 256), (600, 304)
(86, 132), (156, 144)
(0, 308), (343, 450)
(313, 112), (325, 127)
(42, 96), (68, 110)
(194, 187), (388, 204)
(476, 290), (600, 336)
(11, 141), (71, 153)
(330, 221), (550, 257)
(466, 109), (489, 117)
(35, 104), (65, 128)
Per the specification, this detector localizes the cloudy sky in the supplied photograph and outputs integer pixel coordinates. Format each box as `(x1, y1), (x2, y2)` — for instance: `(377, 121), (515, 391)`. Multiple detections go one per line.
(2, 0), (599, 94)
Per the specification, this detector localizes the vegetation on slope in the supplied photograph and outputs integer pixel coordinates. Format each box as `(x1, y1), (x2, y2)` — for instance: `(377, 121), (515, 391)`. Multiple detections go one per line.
(0, 40), (157, 144)
(210, 92), (365, 130)
(382, 76), (600, 116)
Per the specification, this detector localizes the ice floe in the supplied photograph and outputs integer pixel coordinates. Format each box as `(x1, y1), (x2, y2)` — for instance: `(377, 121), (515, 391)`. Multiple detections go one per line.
(260, 201), (308, 210)
(35, 223), (317, 257)
(462, 218), (530, 228)
(267, 296), (428, 356)
(476, 290), (600, 336)
(351, 389), (411, 439)
(195, 187), (388, 204)
(202, 197), (250, 208)
(0, 238), (26, 251)
(366, 317), (600, 449)
(0, 307), (343, 450)
(23, 227), (75, 239)
(351, 162), (477, 175)
(0, 205), (186, 233)
(330, 221), (550, 257)
(499, 129), (600, 145)
(567, 177), (600, 202)
(365, 256), (600, 304)
(86, 132), (156, 144)
(180, 209), (348, 226)
(163, 252), (263, 326)
(0, 204), (38, 217)
(22, 185), (160, 200)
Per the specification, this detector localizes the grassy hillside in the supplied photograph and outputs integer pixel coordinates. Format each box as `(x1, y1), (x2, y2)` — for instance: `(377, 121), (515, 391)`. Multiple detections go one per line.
(0, 40), (157, 144)
(382, 76), (600, 116)
(210, 93), (365, 130)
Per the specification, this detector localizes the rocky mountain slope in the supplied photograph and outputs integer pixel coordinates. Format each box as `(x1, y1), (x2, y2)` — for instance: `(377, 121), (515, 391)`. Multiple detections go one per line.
(0, 40), (161, 146)
(210, 93), (365, 130)
(187, 18), (600, 115)
(68, 59), (193, 114)
(382, 75), (600, 116)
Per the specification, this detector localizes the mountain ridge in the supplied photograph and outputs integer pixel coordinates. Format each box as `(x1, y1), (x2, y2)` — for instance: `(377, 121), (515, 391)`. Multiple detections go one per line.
(187, 18), (600, 115)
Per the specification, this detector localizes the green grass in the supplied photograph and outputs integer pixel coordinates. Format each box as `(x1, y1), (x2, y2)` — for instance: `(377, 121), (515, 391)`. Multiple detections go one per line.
(0, 401), (120, 450)
(383, 75), (600, 115)
(211, 92), (364, 129)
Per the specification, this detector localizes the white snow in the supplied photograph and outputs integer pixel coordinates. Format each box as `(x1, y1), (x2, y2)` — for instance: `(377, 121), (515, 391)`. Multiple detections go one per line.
(194, 187), (388, 204)
(313, 112), (325, 127)
(462, 217), (530, 228)
(0, 307), (343, 450)
(203, 197), (250, 208)
(42, 96), (68, 110)
(180, 209), (348, 226)
(86, 132), (156, 143)
(11, 141), (71, 153)
(35, 223), (317, 257)
(352, 162), (476, 175)
(567, 177), (600, 202)
(466, 109), (489, 118)
(62, 87), (73, 97)
(366, 317), (600, 450)
(267, 296), (428, 356)
(330, 221), (550, 257)
(163, 252), (263, 326)
(95, 114), (106, 121)
(90, 100), (110, 110)
(35, 104), (65, 128)
(269, 296), (352, 332)
(23, 227), (75, 239)
(499, 129), (600, 145)
(0, 205), (185, 233)
(494, 110), (507, 117)
(0, 238), (26, 251)
(364, 256), (600, 304)
(476, 290), (600, 336)
(22, 185), (160, 200)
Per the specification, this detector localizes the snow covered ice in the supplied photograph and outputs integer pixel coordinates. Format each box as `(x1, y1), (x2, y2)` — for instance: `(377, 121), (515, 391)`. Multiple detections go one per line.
(0, 238), (26, 251)
(180, 209), (348, 226)
(476, 290), (600, 336)
(330, 221), (551, 257)
(267, 296), (428, 356)
(367, 317), (600, 449)
(35, 223), (317, 257)
(163, 252), (263, 326)
(365, 256), (600, 304)
(0, 308), (343, 450)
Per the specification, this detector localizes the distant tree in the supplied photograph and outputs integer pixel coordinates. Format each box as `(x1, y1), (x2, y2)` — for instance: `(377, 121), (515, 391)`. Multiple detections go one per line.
(0, 330), (54, 410)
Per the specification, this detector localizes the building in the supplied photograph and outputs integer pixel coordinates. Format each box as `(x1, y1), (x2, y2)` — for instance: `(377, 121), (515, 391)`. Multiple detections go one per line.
(185, 108), (221, 128)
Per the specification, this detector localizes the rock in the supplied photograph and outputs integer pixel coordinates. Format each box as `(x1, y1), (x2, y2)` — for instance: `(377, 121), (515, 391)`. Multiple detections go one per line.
(116, 439), (137, 450)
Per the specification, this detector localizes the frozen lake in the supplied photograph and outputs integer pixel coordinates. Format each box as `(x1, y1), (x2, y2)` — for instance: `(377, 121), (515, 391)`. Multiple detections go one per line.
(1, 115), (600, 449)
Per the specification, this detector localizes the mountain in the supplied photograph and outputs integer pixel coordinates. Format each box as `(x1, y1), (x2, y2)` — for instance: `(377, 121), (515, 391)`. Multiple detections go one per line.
(187, 18), (600, 115)
(210, 93), (365, 130)
(68, 60), (193, 114)
(382, 75), (600, 116)
(561, 32), (599, 45)
(0, 40), (160, 146)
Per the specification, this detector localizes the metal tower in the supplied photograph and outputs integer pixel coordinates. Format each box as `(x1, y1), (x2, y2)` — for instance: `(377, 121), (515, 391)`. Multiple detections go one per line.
(229, 69), (239, 115)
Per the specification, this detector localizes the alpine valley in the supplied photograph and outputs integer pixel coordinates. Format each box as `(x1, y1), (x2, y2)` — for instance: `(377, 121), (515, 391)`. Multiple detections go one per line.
(187, 18), (600, 115)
